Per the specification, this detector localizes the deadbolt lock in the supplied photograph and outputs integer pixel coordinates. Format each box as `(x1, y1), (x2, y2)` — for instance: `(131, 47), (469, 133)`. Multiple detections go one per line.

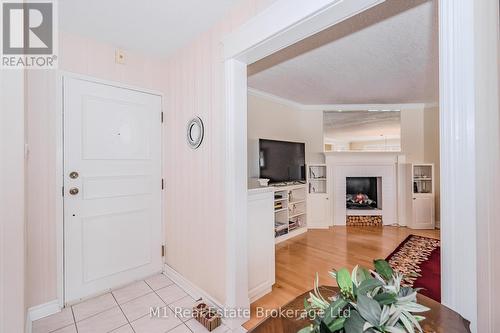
(69, 171), (79, 179)
(69, 187), (79, 195)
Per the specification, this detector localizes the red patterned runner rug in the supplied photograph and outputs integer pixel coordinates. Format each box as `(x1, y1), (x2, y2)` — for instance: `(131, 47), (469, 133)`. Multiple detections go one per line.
(386, 234), (441, 302)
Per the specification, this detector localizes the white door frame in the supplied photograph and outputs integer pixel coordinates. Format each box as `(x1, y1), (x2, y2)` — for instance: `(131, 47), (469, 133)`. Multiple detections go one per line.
(55, 71), (165, 306)
(222, 0), (490, 331)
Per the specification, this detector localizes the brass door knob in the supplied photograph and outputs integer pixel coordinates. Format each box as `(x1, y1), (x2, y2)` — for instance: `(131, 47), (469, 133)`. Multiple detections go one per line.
(69, 171), (79, 179)
(69, 187), (79, 195)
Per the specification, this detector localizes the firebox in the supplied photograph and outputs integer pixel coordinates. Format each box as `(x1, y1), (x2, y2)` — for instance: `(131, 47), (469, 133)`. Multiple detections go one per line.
(346, 177), (378, 209)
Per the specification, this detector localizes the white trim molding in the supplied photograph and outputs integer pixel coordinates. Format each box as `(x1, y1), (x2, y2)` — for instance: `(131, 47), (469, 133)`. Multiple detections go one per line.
(247, 88), (304, 110)
(223, 0), (385, 63)
(247, 87), (434, 111)
(26, 300), (61, 333)
(224, 59), (250, 330)
(439, 0), (478, 330)
(164, 265), (223, 309)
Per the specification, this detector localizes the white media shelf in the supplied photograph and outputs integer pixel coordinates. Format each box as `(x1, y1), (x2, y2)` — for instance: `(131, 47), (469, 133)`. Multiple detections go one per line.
(273, 184), (307, 243)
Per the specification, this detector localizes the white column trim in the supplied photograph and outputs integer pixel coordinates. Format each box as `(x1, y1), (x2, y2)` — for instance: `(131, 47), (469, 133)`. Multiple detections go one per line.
(439, 0), (477, 330)
(224, 59), (250, 330)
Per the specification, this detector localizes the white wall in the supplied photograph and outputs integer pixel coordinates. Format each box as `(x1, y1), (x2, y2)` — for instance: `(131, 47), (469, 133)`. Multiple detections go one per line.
(400, 108), (425, 162)
(423, 106), (440, 223)
(247, 92), (324, 178)
(0, 71), (26, 333)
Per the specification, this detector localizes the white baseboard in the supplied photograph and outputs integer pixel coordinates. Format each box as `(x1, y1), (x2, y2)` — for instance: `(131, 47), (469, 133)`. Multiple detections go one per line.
(26, 300), (61, 333)
(249, 285), (272, 303)
(163, 264), (223, 310)
(163, 265), (249, 332)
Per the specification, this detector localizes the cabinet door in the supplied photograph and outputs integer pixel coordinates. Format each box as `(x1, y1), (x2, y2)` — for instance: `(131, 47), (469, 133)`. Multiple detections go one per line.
(308, 194), (330, 228)
(412, 197), (435, 229)
(247, 191), (275, 301)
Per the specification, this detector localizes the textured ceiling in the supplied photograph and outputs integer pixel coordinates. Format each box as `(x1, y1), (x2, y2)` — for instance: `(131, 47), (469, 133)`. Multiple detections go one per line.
(324, 111), (401, 142)
(248, 0), (438, 105)
(59, 0), (242, 56)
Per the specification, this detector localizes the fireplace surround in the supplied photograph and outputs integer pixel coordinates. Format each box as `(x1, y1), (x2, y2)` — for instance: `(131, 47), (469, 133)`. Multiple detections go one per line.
(328, 153), (398, 226)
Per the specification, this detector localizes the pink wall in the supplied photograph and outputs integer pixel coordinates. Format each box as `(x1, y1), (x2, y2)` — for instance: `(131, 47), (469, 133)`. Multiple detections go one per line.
(1, 71), (26, 333)
(26, 0), (276, 309)
(162, 0), (276, 304)
(26, 32), (165, 307)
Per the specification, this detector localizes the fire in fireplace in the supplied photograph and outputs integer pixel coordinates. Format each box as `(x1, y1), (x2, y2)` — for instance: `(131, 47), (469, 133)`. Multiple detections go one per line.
(346, 177), (378, 209)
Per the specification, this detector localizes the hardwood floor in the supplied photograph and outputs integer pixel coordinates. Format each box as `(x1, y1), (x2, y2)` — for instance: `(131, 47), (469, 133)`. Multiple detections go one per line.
(243, 226), (440, 330)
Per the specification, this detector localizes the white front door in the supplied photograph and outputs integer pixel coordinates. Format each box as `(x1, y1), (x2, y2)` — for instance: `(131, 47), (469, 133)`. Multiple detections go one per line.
(63, 77), (163, 303)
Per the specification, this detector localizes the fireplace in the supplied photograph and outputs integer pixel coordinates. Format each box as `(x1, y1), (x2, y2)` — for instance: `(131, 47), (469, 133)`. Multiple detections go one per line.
(346, 177), (379, 210)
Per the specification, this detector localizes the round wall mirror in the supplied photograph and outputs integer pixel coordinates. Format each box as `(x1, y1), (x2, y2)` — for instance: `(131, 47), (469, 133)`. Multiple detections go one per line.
(187, 117), (204, 149)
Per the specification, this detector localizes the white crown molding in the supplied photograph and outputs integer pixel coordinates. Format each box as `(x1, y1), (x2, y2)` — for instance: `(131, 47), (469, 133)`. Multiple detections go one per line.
(303, 103), (428, 111)
(247, 88), (304, 109)
(248, 88), (436, 111)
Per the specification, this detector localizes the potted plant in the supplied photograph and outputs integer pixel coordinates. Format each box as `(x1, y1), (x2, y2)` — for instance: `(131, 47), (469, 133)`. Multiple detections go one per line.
(299, 260), (430, 333)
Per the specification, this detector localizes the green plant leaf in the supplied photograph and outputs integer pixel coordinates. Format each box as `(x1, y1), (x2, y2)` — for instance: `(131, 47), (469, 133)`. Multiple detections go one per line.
(344, 310), (366, 333)
(399, 312), (415, 333)
(373, 260), (393, 281)
(356, 294), (381, 326)
(374, 292), (397, 305)
(327, 317), (346, 332)
(322, 298), (348, 325)
(356, 278), (384, 296)
(357, 267), (371, 284)
(298, 325), (313, 333)
(380, 305), (390, 326)
(308, 292), (329, 310)
(336, 268), (353, 295)
(399, 302), (430, 313)
(385, 326), (407, 333)
(403, 311), (424, 333)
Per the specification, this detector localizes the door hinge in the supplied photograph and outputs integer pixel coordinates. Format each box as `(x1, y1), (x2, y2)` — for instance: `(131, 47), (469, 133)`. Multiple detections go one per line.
(62, 186), (64, 197)
(161, 245), (165, 257)
(161, 112), (164, 123)
(162, 178), (165, 190)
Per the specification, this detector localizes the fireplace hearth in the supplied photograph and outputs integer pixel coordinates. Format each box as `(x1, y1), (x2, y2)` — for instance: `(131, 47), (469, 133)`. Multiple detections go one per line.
(346, 177), (379, 210)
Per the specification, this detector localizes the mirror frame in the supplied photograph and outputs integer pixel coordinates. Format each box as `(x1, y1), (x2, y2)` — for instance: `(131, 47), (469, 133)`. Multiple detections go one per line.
(186, 117), (204, 149)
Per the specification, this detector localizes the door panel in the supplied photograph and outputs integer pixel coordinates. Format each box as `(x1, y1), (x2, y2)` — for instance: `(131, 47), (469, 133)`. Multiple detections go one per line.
(64, 77), (162, 303)
(412, 197), (435, 229)
(307, 194), (330, 228)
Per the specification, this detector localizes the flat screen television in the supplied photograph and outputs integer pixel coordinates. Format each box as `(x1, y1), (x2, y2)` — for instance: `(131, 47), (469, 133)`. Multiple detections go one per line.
(259, 139), (305, 183)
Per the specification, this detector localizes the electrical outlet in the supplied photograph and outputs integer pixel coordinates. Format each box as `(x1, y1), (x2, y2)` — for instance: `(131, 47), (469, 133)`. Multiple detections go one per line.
(115, 49), (126, 64)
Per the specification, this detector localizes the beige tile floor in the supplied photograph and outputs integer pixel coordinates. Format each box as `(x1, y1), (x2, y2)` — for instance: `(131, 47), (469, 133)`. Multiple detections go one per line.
(32, 274), (231, 333)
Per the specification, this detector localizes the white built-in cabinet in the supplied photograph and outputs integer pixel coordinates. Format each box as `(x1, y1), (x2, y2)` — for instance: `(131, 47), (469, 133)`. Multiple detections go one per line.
(307, 164), (332, 228)
(274, 184), (308, 243)
(408, 164), (435, 229)
(247, 188), (275, 302)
